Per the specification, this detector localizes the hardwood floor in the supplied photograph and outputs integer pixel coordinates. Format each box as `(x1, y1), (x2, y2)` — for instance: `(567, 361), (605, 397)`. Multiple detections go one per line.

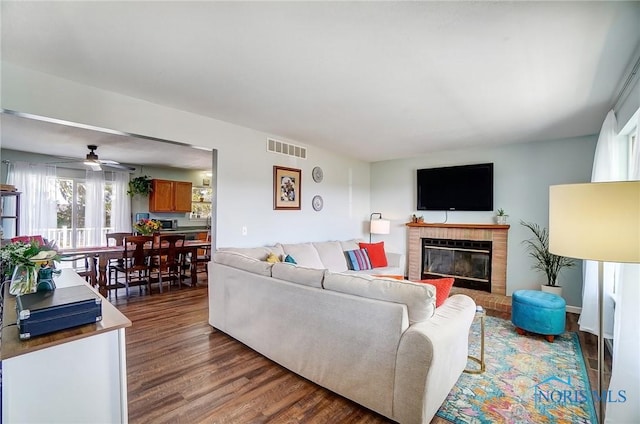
(113, 284), (611, 423)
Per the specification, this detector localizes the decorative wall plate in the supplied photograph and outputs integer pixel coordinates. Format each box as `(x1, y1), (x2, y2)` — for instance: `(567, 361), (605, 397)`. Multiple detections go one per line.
(312, 166), (324, 183)
(312, 195), (323, 211)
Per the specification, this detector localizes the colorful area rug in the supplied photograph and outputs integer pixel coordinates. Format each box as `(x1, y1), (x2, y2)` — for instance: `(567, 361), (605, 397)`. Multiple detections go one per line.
(436, 316), (597, 423)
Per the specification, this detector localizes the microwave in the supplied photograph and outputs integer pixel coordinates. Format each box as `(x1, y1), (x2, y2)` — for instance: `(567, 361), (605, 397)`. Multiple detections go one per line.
(158, 219), (179, 230)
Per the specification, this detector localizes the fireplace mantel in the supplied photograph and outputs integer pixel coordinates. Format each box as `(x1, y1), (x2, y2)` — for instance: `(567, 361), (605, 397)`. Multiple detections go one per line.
(406, 222), (510, 230)
(407, 222), (510, 295)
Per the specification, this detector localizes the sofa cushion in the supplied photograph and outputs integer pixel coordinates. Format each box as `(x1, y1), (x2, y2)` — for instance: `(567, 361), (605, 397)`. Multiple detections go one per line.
(272, 263), (325, 288)
(323, 272), (436, 324)
(313, 241), (349, 272)
(417, 278), (455, 307)
(218, 245), (284, 261)
(345, 249), (373, 271)
(213, 251), (273, 276)
(281, 243), (325, 269)
(284, 254), (297, 264)
(340, 239), (363, 252)
(359, 242), (388, 268)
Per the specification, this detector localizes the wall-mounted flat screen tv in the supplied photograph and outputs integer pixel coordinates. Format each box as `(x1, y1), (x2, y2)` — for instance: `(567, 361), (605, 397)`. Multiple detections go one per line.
(417, 163), (494, 211)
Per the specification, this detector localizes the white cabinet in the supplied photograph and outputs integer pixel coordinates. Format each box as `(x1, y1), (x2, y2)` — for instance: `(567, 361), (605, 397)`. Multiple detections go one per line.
(1, 269), (131, 423)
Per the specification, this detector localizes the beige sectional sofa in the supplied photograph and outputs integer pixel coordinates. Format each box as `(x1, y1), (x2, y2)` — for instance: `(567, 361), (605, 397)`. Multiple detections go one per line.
(208, 240), (476, 424)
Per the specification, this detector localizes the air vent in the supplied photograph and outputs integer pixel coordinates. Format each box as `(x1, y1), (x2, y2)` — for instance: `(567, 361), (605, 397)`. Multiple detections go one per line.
(267, 138), (307, 159)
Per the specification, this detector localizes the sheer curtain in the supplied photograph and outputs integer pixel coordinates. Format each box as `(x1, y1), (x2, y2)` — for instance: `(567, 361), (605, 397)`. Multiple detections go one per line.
(579, 110), (626, 338)
(606, 113), (640, 423)
(85, 170), (105, 246)
(111, 171), (132, 232)
(6, 162), (57, 240)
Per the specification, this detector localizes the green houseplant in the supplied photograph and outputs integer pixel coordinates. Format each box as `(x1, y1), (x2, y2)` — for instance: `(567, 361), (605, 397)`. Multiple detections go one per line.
(496, 208), (508, 224)
(127, 175), (153, 197)
(520, 220), (575, 291)
(0, 240), (59, 294)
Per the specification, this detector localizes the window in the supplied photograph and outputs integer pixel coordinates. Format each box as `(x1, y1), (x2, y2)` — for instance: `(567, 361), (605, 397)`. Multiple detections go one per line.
(54, 177), (113, 248)
(628, 126), (637, 175)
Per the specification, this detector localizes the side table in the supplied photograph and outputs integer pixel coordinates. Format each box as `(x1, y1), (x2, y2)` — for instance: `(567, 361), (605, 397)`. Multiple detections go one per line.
(464, 306), (486, 374)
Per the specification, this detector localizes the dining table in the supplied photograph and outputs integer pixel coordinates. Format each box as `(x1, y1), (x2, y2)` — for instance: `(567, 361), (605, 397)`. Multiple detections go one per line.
(60, 239), (211, 297)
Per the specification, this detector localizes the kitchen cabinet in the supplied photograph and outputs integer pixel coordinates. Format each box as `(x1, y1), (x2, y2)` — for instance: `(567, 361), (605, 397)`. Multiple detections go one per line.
(149, 179), (192, 213)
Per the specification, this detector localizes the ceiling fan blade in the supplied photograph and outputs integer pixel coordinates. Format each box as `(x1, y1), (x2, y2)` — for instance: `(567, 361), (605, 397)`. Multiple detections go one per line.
(101, 162), (136, 171)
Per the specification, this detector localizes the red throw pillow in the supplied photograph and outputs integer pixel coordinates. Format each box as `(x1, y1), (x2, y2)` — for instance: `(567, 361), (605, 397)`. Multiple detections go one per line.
(417, 278), (455, 307)
(358, 242), (388, 268)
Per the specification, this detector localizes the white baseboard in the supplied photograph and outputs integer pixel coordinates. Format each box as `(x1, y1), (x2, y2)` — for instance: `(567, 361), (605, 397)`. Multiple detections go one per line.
(566, 305), (582, 314)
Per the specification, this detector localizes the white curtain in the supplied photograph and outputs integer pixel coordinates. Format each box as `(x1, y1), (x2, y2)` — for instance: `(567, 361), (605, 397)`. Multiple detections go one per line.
(6, 162), (57, 240)
(85, 170), (105, 246)
(606, 113), (640, 423)
(579, 110), (626, 338)
(111, 172), (132, 232)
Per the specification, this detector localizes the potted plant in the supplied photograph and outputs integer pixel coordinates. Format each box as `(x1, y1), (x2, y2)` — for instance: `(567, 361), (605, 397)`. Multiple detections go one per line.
(520, 220), (575, 296)
(127, 175), (153, 197)
(0, 240), (59, 295)
(495, 208), (508, 224)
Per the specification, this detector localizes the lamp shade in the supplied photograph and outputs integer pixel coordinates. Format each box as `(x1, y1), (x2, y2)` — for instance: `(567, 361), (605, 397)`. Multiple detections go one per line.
(370, 219), (390, 235)
(549, 181), (640, 263)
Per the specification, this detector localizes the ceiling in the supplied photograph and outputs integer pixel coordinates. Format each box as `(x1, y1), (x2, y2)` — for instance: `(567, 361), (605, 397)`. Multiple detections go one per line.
(1, 1), (639, 163)
(0, 111), (213, 171)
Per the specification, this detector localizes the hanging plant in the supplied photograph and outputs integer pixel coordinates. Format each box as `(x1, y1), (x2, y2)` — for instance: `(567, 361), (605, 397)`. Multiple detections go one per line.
(127, 175), (153, 197)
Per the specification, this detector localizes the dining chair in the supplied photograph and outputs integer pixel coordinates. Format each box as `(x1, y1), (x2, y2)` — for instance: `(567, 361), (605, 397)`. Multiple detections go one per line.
(11, 235), (45, 246)
(106, 231), (132, 291)
(193, 232), (211, 281)
(122, 235), (154, 297)
(56, 253), (97, 285)
(151, 234), (186, 293)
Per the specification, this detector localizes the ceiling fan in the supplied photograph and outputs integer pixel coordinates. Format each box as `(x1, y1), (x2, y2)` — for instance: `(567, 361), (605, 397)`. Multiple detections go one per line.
(82, 145), (135, 171)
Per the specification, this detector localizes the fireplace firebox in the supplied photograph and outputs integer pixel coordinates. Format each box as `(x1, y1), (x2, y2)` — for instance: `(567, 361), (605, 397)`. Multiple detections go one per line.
(422, 238), (492, 292)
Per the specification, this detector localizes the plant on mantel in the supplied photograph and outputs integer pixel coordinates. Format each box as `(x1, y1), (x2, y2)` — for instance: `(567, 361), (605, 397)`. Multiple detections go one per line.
(520, 220), (575, 287)
(127, 175), (153, 197)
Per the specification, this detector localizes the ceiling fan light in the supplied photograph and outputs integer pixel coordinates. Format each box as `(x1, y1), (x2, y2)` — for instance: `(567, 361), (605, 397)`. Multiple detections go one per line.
(84, 160), (102, 170)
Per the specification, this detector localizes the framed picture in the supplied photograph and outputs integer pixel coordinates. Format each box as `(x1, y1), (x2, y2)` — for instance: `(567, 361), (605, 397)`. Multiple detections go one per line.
(273, 166), (301, 210)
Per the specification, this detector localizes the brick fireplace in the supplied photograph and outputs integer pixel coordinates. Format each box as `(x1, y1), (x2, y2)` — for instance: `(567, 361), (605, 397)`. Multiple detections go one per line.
(407, 223), (510, 295)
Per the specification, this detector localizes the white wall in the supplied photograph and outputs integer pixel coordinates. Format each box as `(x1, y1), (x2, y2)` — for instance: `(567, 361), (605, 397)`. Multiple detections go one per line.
(1, 63), (372, 247)
(370, 135), (597, 308)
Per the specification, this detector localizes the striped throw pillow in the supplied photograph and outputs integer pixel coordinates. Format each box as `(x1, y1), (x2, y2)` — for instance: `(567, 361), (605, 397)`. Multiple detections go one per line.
(345, 248), (373, 271)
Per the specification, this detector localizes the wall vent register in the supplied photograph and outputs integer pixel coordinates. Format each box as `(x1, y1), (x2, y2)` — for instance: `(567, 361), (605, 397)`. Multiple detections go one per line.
(267, 138), (307, 159)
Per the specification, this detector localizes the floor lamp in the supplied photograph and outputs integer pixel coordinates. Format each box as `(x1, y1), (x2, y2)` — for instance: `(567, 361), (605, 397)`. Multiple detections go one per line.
(549, 181), (640, 423)
(369, 213), (390, 243)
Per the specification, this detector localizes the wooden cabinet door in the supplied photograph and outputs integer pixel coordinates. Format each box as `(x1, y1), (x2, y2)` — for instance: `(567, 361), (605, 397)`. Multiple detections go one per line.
(174, 181), (193, 212)
(149, 179), (174, 212)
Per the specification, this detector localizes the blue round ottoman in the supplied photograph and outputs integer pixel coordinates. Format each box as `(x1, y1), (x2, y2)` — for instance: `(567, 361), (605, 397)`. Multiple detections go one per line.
(511, 290), (566, 342)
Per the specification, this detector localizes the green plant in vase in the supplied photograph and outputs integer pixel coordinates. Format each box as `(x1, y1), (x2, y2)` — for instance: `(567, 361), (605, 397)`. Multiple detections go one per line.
(521, 220), (575, 290)
(1, 241), (59, 294)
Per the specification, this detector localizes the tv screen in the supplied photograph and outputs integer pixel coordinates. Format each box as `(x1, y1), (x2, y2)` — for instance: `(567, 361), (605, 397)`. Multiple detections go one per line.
(417, 163), (494, 211)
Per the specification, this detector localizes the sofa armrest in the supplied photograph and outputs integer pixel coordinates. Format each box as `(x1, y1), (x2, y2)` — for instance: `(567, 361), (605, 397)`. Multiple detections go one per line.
(392, 294), (476, 424)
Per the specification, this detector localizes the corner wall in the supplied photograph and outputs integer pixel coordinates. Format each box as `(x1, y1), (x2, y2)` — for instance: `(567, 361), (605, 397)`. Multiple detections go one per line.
(370, 136), (598, 308)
